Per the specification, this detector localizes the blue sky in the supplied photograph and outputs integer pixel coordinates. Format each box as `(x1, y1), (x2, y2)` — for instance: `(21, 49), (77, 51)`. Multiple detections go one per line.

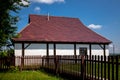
(16, 0), (120, 53)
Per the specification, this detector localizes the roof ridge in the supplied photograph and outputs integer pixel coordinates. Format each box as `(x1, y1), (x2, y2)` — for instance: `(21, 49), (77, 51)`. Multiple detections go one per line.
(29, 14), (78, 19)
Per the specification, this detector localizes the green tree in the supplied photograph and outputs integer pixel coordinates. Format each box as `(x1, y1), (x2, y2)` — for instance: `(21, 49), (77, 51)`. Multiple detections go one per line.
(0, 0), (29, 51)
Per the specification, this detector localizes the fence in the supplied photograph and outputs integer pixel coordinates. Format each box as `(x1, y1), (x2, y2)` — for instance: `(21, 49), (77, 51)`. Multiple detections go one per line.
(0, 56), (42, 71)
(0, 56), (15, 71)
(42, 55), (120, 80)
(0, 55), (119, 80)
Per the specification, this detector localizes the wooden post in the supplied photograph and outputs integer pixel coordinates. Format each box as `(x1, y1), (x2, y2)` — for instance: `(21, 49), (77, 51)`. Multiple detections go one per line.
(89, 44), (91, 79)
(54, 43), (57, 74)
(21, 43), (24, 71)
(89, 44), (92, 57)
(74, 44), (77, 63)
(103, 44), (106, 57)
(54, 43), (56, 57)
(81, 55), (85, 80)
(55, 56), (60, 74)
(46, 43), (49, 65)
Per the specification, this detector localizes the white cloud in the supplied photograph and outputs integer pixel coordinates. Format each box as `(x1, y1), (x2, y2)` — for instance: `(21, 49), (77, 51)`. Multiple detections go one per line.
(34, 7), (41, 11)
(88, 24), (102, 29)
(30, 0), (65, 4)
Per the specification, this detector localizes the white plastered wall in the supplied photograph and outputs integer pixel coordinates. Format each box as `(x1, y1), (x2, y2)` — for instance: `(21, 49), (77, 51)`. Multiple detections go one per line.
(24, 43), (46, 56)
(14, 43), (109, 66)
(56, 44), (74, 55)
(15, 43), (47, 56)
(49, 44), (54, 55)
(15, 43), (22, 56)
(91, 45), (109, 56)
(15, 43), (109, 56)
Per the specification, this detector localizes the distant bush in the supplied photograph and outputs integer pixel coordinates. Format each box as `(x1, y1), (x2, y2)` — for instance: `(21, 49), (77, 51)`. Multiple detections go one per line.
(0, 51), (8, 57)
(0, 49), (14, 57)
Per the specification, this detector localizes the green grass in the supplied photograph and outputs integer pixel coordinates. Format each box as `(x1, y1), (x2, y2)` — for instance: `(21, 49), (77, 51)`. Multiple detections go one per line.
(0, 70), (62, 80)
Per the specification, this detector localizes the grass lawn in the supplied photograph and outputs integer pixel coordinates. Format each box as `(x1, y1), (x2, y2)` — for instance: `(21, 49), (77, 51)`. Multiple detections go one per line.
(0, 70), (62, 80)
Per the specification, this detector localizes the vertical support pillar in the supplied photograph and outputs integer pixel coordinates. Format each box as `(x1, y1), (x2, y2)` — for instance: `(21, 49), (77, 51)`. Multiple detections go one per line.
(74, 43), (77, 63)
(54, 43), (57, 74)
(46, 43), (49, 65)
(54, 43), (56, 58)
(89, 44), (92, 57)
(103, 44), (106, 57)
(21, 43), (24, 71)
(81, 55), (85, 80)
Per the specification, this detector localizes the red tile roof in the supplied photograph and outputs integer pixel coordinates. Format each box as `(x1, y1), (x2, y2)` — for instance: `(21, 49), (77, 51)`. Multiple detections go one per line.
(13, 14), (111, 44)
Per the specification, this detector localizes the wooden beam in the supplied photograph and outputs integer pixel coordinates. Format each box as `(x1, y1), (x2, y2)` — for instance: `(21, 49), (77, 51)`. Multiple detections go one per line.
(53, 43), (57, 74)
(89, 44), (92, 57)
(22, 43), (25, 57)
(74, 44), (76, 56)
(21, 43), (25, 71)
(74, 44), (77, 63)
(46, 43), (49, 65)
(99, 44), (104, 49)
(24, 43), (31, 49)
(103, 44), (106, 56)
(89, 44), (92, 79)
(54, 43), (56, 57)
(46, 43), (49, 57)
